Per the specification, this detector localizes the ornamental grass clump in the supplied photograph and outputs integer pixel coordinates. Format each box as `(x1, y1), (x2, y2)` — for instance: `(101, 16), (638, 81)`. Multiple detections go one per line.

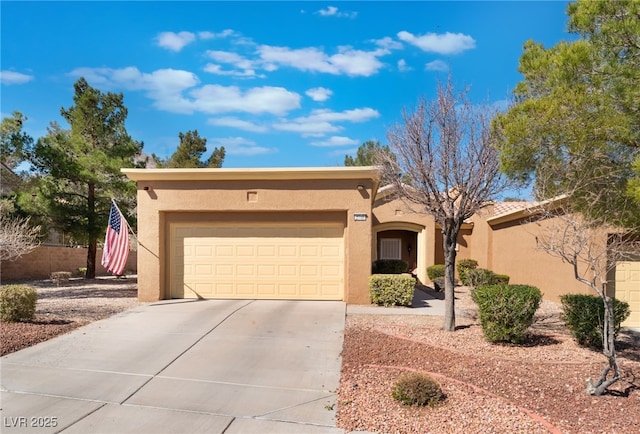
(392, 372), (446, 407)
(0, 284), (37, 322)
(471, 284), (542, 344)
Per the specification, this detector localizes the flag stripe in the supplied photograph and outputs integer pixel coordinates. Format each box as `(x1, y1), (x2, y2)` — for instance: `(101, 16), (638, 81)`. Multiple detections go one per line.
(101, 203), (130, 275)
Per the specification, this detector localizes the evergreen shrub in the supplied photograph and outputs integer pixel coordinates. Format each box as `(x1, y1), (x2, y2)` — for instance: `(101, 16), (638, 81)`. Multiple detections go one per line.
(369, 274), (416, 307)
(426, 264), (445, 281)
(466, 268), (497, 288)
(372, 259), (409, 274)
(560, 294), (630, 349)
(471, 284), (542, 344)
(0, 285), (37, 322)
(456, 259), (478, 285)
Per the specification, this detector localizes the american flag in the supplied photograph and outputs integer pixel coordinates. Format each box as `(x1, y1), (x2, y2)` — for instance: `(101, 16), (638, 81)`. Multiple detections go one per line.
(101, 202), (129, 275)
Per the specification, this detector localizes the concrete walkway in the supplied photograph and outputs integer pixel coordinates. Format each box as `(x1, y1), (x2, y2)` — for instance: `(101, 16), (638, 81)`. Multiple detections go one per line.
(1, 300), (346, 434)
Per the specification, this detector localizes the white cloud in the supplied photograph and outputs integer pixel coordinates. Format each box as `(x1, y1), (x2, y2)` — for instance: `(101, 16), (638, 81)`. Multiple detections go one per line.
(203, 63), (261, 78)
(374, 37), (403, 50)
(199, 29), (234, 40)
(206, 50), (254, 69)
(274, 108), (379, 137)
(306, 87), (333, 102)
(209, 136), (276, 156)
(304, 108), (380, 123)
(68, 67), (300, 116)
(156, 31), (197, 52)
(425, 60), (449, 72)
(257, 44), (388, 77)
(190, 85), (301, 115)
(207, 116), (268, 133)
(204, 50), (263, 77)
(397, 31), (476, 55)
(397, 59), (412, 72)
(69, 66), (200, 113)
(0, 71), (34, 85)
(273, 120), (341, 137)
(310, 136), (359, 147)
(316, 6), (357, 18)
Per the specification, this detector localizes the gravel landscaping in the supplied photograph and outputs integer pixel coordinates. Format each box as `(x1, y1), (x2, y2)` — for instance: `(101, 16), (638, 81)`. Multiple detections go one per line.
(1, 279), (639, 433)
(1, 276), (141, 356)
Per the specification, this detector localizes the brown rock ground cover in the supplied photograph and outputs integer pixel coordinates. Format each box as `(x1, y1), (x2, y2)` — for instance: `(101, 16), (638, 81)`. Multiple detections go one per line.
(1, 276), (141, 356)
(337, 287), (640, 434)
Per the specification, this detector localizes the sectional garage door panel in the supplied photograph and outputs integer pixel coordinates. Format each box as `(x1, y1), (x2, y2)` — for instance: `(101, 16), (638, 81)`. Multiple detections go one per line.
(170, 224), (344, 300)
(615, 261), (640, 328)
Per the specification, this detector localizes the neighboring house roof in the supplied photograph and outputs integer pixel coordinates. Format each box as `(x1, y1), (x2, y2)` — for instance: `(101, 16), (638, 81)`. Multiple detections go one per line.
(487, 196), (568, 226)
(492, 201), (533, 217)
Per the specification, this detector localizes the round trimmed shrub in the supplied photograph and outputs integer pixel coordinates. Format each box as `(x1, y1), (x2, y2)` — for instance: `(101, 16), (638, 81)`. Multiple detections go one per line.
(457, 258), (478, 285)
(426, 264), (445, 281)
(560, 294), (630, 349)
(0, 285), (38, 322)
(369, 274), (416, 307)
(466, 268), (497, 288)
(392, 372), (446, 407)
(471, 284), (542, 344)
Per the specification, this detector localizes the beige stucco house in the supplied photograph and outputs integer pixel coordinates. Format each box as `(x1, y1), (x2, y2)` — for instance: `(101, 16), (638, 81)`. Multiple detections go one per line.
(122, 167), (640, 327)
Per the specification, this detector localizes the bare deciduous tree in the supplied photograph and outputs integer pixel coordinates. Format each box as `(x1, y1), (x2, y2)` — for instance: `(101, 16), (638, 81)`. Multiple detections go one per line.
(379, 77), (517, 331)
(0, 213), (41, 261)
(532, 193), (639, 396)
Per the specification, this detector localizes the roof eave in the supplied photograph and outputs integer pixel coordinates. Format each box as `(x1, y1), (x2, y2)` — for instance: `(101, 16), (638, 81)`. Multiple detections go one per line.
(122, 166), (381, 182)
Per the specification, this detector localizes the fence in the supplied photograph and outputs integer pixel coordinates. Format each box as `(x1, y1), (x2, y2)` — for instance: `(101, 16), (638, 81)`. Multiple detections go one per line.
(1, 246), (137, 281)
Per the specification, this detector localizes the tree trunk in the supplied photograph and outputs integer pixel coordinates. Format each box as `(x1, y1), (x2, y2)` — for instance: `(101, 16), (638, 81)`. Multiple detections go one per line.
(586, 295), (621, 395)
(442, 218), (461, 332)
(85, 182), (96, 279)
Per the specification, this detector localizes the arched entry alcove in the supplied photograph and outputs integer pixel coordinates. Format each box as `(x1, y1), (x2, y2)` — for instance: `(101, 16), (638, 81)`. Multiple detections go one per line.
(373, 222), (428, 284)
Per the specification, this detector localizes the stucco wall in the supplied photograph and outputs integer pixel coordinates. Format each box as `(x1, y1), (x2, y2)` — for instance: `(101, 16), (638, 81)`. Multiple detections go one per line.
(1, 246), (137, 281)
(472, 213), (595, 302)
(126, 169), (376, 304)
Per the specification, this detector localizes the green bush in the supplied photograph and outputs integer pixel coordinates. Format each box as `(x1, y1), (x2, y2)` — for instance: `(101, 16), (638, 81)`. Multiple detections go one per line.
(0, 285), (38, 323)
(433, 277), (445, 292)
(77, 267), (87, 277)
(560, 294), (631, 349)
(426, 264), (445, 281)
(369, 274), (416, 307)
(372, 259), (409, 274)
(494, 274), (510, 285)
(457, 259), (478, 285)
(466, 268), (497, 288)
(471, 284), (542, 344)
(392, 372), (446, 407)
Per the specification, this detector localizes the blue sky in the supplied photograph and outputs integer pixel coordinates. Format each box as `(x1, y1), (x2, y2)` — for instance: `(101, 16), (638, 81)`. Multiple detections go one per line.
(2, 1), (573, 169)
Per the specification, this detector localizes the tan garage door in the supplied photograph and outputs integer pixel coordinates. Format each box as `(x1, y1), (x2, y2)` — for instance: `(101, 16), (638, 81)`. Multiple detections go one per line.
(170, 223), (344, 300)
(615, 261), (640, 328)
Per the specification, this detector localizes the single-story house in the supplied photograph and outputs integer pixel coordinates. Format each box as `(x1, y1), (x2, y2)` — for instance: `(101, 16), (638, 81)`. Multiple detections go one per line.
(122, 167), (640, 327)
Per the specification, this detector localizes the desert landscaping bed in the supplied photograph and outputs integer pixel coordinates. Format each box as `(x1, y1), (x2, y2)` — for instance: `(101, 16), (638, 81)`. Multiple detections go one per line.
(337, 288), (640, 434)
(1, 281), (639, 433)
(1, 276), (141, 356)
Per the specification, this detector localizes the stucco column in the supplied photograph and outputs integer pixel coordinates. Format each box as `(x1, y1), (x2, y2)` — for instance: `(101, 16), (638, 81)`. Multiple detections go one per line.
(135, 188), (162, 301)
(417, 228), (428, 284)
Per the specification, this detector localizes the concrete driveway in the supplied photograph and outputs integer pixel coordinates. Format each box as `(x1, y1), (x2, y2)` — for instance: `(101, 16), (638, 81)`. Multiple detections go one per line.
(1, 300), (346, 434)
